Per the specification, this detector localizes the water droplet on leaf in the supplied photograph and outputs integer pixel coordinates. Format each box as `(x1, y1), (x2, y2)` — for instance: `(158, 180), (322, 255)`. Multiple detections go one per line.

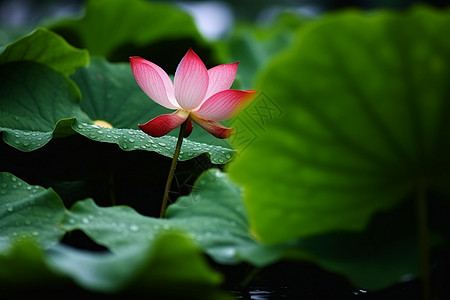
(129, 225), (139, 232)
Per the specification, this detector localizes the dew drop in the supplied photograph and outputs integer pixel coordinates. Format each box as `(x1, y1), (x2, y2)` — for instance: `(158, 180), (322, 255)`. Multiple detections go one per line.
(14, 140), (20, 145)
(77, 124), (83, 129)
(11, 177), (17, 182)
(32, 231), (39, 236)
(97, 130), (103, 134)
(82, 217), (90, 224)
(128, 138), (135, 143)
(7, 206), (13, 212)
(158, 142), (166, 147)
(129, 225), (139, 232)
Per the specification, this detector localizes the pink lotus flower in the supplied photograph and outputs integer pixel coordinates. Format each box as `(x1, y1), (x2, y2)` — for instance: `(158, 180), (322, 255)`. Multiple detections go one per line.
(130, 49), (257, 139)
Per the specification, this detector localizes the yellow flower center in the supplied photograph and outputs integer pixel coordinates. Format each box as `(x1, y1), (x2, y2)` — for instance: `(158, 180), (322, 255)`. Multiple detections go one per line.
(93, 120), (113, 128)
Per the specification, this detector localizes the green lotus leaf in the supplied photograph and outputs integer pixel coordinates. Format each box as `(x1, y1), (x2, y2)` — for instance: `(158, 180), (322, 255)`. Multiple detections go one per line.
(60, 169), (284, 266)
(0, 61), (91, 151)
(0, 172), (66, 252)
(0, 173), (226, 297)
(229, 7), (450, 245)
(167, 169), (285, 266)
(0, 28), (89, 76)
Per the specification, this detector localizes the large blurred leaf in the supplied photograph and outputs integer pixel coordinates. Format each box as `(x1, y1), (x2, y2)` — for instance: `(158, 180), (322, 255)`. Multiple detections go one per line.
(48, 233), (225, 297)
(0, 61), (90, 151)
(0, 241), (70, 289)
(0, 28), (89, 76)
(49, 0), (205, 62)
(229, 7), (450, 244)
(70, 58), (234, 163)
(60, 169), (284, 266)
(221, 12), (307, 89)
(294, 198), (441, 290)
(0, 236), (226, 298)
(0, 172), (66, 252)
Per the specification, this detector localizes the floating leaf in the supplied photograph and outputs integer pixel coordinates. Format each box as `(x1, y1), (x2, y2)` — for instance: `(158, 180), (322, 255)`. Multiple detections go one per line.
(229, 7), (450, 244)
(0, 172), (66, 252)
(0, 173), (226, 297)
(60, 169), (284, 266)
(167, 169), (285, 266)
(0, 61), (91, 151)
(0, 28), (89, 76)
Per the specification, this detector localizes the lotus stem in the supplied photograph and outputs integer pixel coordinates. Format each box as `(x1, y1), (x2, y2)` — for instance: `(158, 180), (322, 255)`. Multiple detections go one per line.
(160, 119), (187, 218)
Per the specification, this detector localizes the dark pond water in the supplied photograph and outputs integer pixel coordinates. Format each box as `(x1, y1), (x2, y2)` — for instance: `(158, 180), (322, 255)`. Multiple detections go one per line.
(224, 261), (431, 300)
